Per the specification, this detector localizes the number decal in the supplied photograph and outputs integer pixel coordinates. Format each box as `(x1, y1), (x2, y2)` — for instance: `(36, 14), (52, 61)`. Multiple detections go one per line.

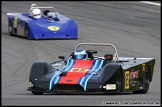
(48, 26), (60, 31)
(70, 68), (89, 72)
(125, 71), (130, 89)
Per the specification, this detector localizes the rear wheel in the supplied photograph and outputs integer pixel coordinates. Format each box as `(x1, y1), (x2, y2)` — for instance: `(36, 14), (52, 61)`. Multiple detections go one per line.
(8, 19), (14, 36)
(32, 91), (43, 95)
(133, 67), (150, 94)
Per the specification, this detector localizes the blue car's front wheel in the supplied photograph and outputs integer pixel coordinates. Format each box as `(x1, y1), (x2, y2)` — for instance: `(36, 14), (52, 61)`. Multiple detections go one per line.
(24, 24), (30, 39)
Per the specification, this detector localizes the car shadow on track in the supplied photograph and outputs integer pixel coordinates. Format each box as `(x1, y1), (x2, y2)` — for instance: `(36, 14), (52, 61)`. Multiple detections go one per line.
(21, 92), (133, 96)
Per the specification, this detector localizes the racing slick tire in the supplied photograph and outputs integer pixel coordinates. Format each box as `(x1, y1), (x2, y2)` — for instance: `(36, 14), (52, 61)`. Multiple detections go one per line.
(133, 66), (150, 94)
(32, 91), (43, 95)
(8, 18), (14, 36)
(24, 24), (30, 39)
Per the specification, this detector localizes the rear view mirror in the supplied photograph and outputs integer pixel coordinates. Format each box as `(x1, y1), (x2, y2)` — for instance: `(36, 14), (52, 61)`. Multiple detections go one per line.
(58, 56), (65, 60)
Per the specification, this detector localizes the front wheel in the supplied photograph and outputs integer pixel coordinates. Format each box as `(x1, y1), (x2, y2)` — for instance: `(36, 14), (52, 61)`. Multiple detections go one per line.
(32, 91), (43, 95)
(24, 24), (30, 39)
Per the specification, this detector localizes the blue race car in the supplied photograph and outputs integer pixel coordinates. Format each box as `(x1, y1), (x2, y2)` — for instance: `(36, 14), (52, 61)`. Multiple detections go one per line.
(7, 6), (78, 39)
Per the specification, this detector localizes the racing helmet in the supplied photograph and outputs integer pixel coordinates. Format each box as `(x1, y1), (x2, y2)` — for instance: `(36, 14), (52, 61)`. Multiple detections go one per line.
(32, 8), (41, 19)
(74, 50), (88, 59)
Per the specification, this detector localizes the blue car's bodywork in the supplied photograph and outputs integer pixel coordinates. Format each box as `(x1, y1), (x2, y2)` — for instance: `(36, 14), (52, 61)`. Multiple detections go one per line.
(7, 12), (78, 39)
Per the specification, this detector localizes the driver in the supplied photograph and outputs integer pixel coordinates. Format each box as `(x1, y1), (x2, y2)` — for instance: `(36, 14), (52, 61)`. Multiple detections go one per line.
(74, 50), (88, 60)
(30, 4), (42, 18)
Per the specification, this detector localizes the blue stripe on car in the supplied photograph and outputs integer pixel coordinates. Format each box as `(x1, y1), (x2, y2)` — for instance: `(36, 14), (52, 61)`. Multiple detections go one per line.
(49, 59), (72, 90)
(64, 60), (75, 72)
(79, 60), (99, 88)
(83, 60), (103, 91)
(55, 60), (75, 84)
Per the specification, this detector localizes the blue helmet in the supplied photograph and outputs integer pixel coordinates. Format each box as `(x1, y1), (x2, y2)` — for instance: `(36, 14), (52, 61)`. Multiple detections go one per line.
(74, 50), (88, 59)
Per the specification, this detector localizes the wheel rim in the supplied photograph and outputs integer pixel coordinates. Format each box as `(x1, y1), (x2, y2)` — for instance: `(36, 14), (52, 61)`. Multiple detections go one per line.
(25, 25), (30, 39)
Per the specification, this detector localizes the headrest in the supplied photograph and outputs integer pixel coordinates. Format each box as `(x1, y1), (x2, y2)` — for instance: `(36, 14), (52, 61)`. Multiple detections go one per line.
(104, 54), (113, 60)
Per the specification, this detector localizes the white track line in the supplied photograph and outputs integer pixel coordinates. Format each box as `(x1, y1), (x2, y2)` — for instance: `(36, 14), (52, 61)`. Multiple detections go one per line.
(140, 1), (161, 6)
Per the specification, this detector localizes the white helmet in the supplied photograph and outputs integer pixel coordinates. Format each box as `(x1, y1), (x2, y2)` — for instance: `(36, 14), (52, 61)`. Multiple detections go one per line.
(32, 8), (41, 19)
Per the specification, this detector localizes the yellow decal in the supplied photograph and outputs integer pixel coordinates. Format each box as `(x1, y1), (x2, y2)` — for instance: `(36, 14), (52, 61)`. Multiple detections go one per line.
(125, 71), (129, 89)
(69, 68), (89, 73)
(142, 64), (146, 73)
(14, 17), (18, 28)
(48, 26), (60, 31)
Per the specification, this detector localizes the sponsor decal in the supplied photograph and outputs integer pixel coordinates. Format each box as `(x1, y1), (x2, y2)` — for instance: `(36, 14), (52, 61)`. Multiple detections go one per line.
(125, 71), (129, 89)
(142, 64), (146, 73)
(48, 26), (60, 31)
(106, 84), (116, 90)
(14, 17), (18, 28)
(139, 87), (143, 89)
(129, 69), (139, 79)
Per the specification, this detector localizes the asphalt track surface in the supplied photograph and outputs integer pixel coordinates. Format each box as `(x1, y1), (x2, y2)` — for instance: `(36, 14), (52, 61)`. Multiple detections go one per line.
(1, 1), (161, 106)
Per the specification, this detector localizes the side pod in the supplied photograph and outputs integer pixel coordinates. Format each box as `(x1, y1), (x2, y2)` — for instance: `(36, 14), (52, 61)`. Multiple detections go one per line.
(29, 62), (53, 82)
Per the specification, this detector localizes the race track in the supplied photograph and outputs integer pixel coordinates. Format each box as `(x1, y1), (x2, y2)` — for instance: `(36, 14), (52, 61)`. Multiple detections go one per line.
(2, 1), (161, 106)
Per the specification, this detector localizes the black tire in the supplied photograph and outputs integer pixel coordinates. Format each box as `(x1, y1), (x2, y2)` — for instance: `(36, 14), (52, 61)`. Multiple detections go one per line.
(133, 67), (150, 94)
(32, 91), (43, 95)
(24, 24), (30, 39)
(116, 71), (122, 93)
(8, 19), (14, 36)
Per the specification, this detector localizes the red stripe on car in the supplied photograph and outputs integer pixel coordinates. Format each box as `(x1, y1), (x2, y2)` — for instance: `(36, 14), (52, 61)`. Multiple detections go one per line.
(59, 60), (94, 84)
